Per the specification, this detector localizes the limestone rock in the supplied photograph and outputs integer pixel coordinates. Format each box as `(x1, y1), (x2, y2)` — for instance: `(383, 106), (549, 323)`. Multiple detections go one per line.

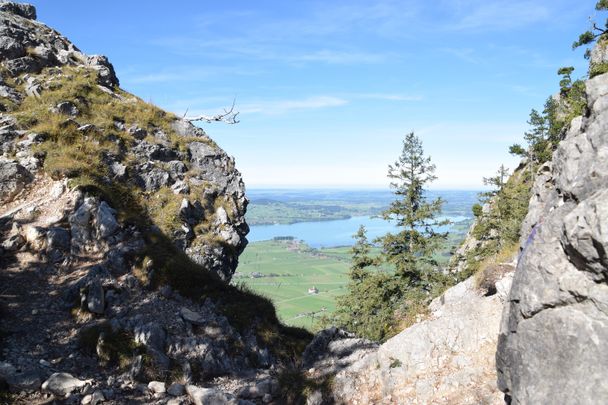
(41, 372), (89, 397)
(186, 385), (239, 405)
(497, 64), (608, 403)
(180, 307), (206, 325)
(148, 380), (166, 394)
(0, 159), (32, 203)
(328, 276), (510, 404)
(95, 201), (119, 238)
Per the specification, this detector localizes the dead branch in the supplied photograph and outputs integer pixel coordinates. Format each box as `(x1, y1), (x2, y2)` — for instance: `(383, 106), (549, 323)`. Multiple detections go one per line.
(183, 99), (240, 124)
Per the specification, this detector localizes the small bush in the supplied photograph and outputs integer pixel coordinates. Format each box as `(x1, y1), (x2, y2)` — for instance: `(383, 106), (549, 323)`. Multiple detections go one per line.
(589, 61), (608, 78)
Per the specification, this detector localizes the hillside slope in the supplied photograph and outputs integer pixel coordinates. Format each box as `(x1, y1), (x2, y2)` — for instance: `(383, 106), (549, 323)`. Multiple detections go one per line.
(0, 3), (310, 404)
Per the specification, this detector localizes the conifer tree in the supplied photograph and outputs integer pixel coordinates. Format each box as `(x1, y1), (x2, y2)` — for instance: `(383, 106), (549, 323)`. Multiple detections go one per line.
(329, 226), (397, 341)
(349, 225), (376, 281)
(572, 1), (608, 58)
(379, 132), (448, 292)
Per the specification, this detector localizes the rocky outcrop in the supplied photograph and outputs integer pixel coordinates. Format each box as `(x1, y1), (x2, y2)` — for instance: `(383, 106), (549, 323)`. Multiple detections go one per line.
(0, 3), (295, 404)
(496, 69), (608, 402)
(312, 274), (513, 404)
(0, 2), (248, 281)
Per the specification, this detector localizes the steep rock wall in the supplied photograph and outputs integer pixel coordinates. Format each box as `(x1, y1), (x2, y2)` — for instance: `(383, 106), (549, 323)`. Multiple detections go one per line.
(496, 70), (608, 403)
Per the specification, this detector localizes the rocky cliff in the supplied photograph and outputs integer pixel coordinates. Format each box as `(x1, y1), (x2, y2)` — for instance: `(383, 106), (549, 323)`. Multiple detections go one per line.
(496, 52), (608, 403)
(0, 3), (309, 404)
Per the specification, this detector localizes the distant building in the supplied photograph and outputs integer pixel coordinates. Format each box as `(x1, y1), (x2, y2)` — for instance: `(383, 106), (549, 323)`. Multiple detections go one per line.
(308, 286), (319, 295)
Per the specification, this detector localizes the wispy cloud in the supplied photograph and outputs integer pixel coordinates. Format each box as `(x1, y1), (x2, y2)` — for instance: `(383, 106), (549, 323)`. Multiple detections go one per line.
(351, 93), (423, 101)
(444, 1), (551, 32)
(439, 47), (482, 64)
(239, 96), (348, 115)
(123, 65), (263, 84)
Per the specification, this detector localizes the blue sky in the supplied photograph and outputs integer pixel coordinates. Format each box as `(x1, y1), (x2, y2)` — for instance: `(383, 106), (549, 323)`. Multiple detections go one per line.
(33, 0), (596, 188)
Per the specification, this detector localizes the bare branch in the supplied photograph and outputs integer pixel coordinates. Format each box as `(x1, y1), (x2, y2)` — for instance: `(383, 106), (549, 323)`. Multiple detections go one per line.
(184, 99), (240, 125)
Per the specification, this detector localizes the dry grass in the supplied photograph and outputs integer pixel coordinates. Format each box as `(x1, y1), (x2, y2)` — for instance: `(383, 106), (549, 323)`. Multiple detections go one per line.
(473, 241), (518, 295)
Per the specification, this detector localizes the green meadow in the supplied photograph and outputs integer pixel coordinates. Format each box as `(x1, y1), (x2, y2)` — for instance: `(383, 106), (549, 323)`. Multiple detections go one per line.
(234, 240), (351, 329)
(234, 220), (471, 330)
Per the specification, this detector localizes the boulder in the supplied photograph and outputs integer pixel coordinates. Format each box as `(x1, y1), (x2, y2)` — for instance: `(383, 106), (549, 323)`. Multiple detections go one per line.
(86, 55), (119, 88)
(180, 307), (206, 326)
(148, 381), (166, 394)
(54, 101), (79, 117)
(81, 390), (105, 405)
(134, 322), (166, 350)
(87, 278), (105, 314)
(186, 385), (239, 405)
(46, 227), (71, 251)
(3, 56), (41, 75)
(0, 159), (32, 202)
(95, 201), (119, 238)
(127, 125), (147, 140)
(41, 372), (88, 397)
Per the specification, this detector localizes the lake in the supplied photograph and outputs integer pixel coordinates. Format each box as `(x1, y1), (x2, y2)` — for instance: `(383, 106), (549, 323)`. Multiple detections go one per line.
(247, 214), (470, 248)
(246, 189), (479, 248)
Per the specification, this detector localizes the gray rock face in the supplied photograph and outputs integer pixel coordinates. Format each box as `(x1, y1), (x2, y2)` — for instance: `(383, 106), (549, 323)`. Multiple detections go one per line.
(0, 159), (32, 203)
(497, 68), (608, 403)
(326, 275), (509, 404)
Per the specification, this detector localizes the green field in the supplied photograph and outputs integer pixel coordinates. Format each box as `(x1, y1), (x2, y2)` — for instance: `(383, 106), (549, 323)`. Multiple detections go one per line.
(234, 220), (472, 330)
(234, 240), (351, 329)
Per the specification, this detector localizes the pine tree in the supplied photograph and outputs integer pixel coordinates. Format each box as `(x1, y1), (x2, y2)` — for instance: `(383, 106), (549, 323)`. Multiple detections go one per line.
(328, 226), (397, 341)
(349, 225), (376, 281)
(379, 132), (448, 292)
(572, 1), (608, 58)
(509, 108), (552, 167)
(329, 133), (450, 341)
